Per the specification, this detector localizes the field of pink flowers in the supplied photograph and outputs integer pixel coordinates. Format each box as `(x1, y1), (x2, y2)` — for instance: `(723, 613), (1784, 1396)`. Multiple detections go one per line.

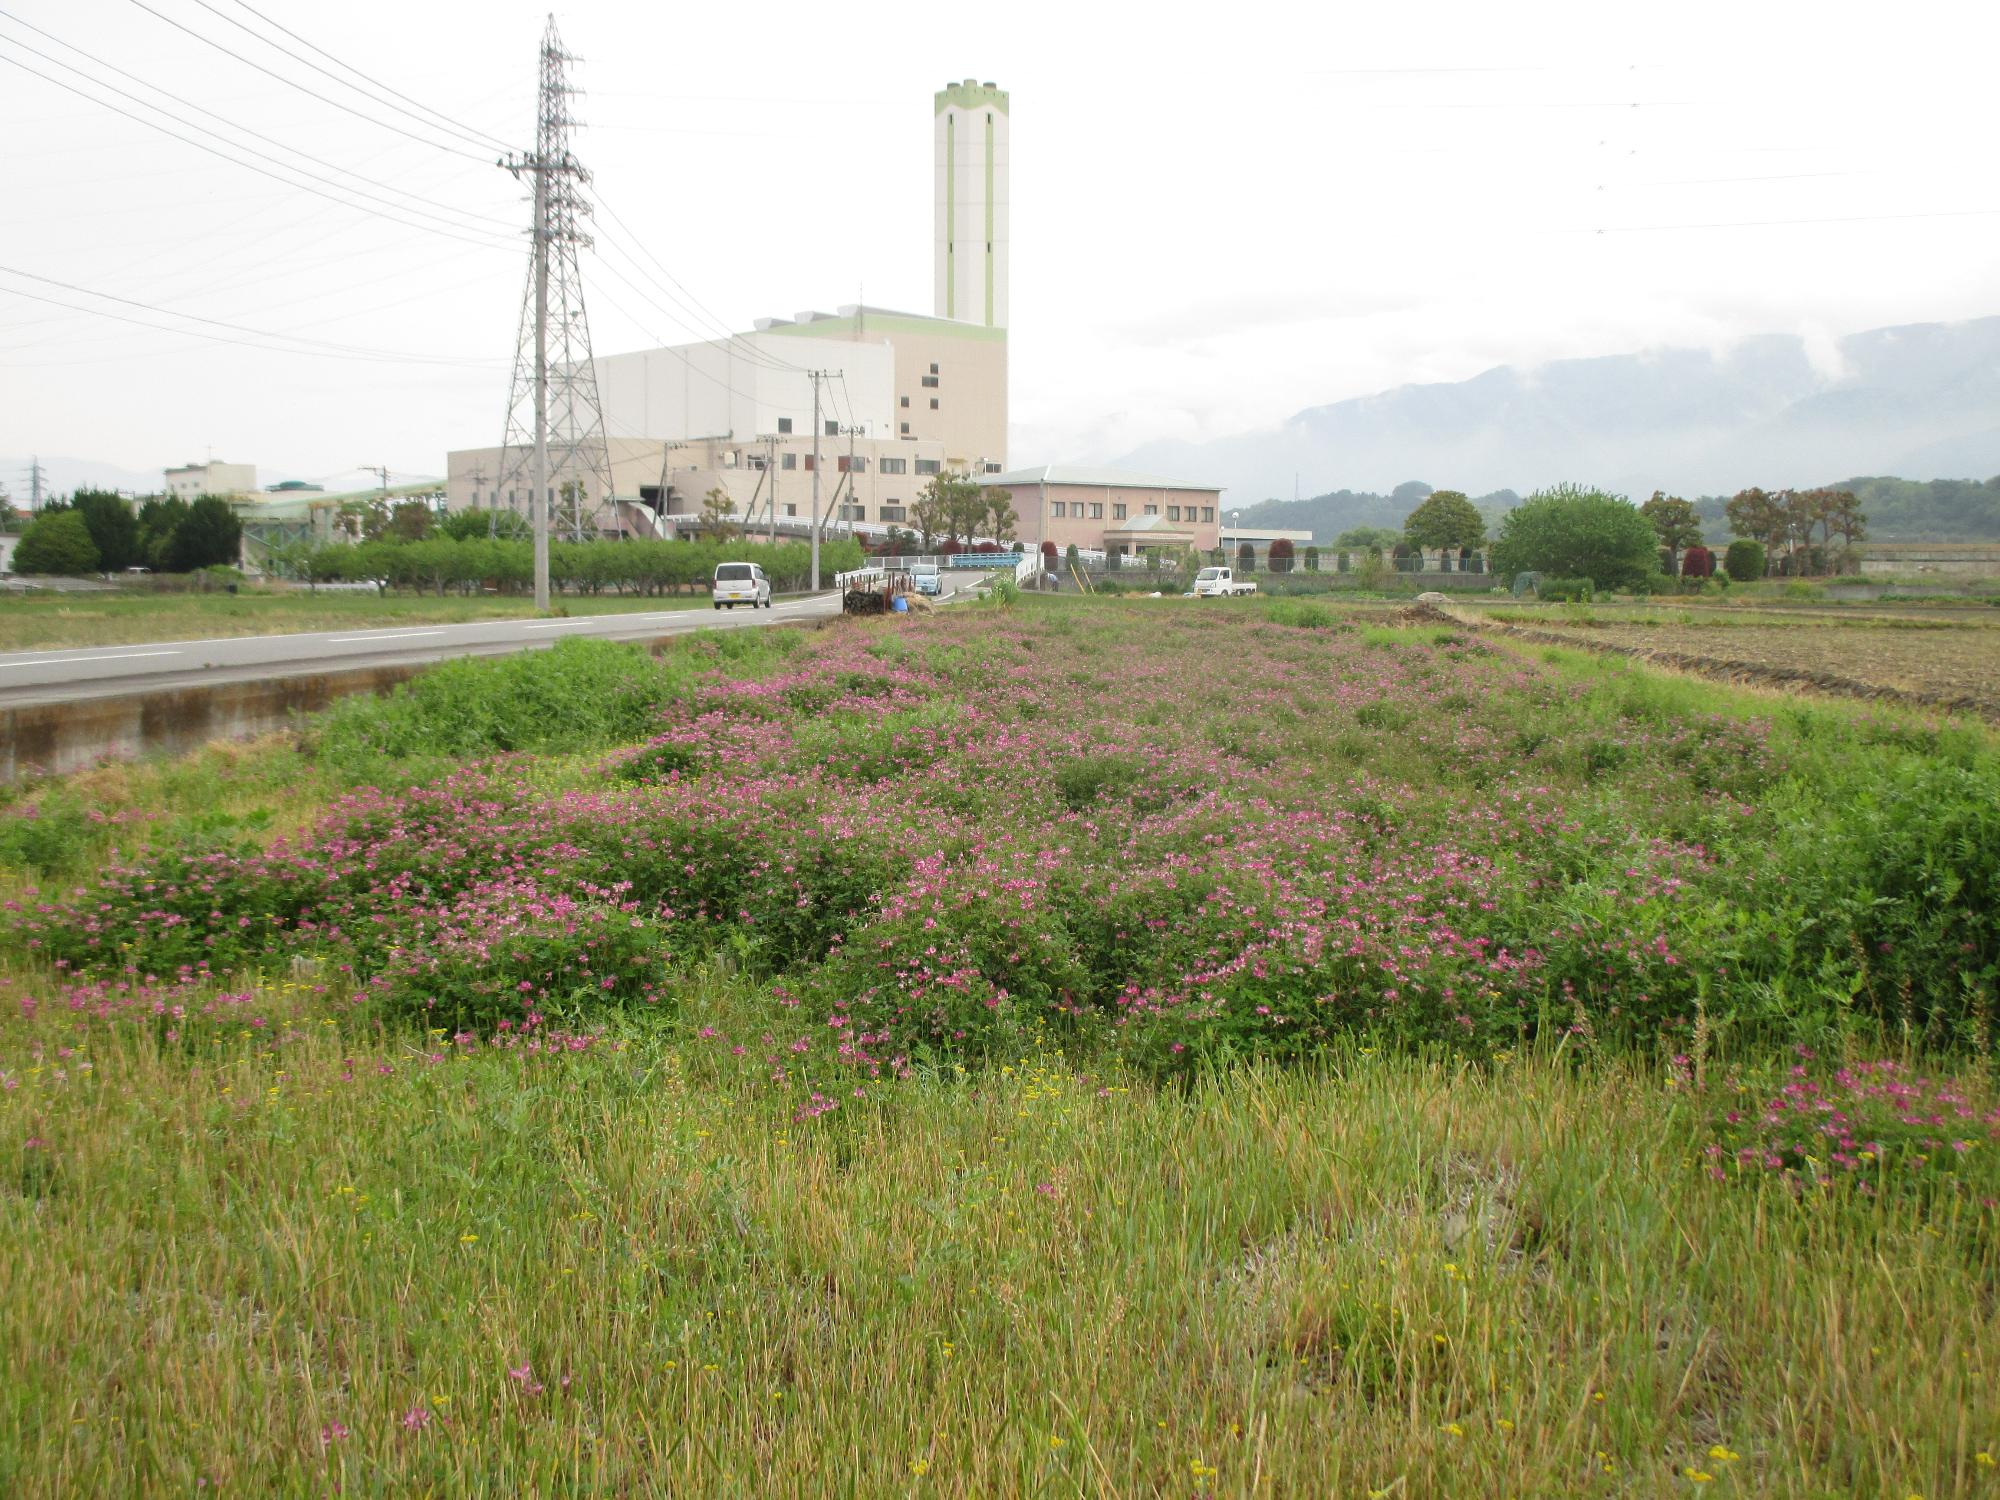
(0, 597), (1996, 1493)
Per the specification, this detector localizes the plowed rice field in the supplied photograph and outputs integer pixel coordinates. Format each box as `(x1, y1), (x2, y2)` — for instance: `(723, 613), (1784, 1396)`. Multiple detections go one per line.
(1489, 612), (2000, 717)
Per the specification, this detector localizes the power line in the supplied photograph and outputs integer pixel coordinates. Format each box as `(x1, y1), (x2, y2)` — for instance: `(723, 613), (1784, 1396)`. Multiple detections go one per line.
(592, 193), (807, 373)
(0, 263), (504, 365)
(1594, 206), (2000, 233)
(0, 18), (517, 236)
(121, 0), (494, 162)
(5, 74), (531, 329)
(583, 270), (778, 408)
(0, 54), (517, 252)
(589, 223), (796, 371)
(211, 0), (513, 153)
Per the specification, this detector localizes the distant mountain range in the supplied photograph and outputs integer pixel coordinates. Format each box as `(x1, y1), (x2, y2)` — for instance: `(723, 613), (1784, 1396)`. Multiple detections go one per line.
(1114, 315), (2000, 506)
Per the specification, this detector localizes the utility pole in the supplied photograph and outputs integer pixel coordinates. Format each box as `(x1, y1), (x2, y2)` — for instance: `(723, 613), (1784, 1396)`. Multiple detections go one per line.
(809, 371), (825, 590)
(843, 423), (858, 540)
(766, 435), (778, 545)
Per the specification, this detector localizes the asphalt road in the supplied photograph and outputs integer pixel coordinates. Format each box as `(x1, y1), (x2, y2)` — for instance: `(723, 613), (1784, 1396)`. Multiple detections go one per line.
(0, 570), (996, 710)
(0, 593), (843, 710)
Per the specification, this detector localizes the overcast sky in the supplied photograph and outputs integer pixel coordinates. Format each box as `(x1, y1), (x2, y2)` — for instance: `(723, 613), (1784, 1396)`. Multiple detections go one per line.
(2, 0), (1993, 494)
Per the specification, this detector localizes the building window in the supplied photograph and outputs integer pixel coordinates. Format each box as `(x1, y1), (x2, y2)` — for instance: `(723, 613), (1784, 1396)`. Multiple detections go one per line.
(929, 362), (939, 375)
(880, 505), (906, 522)
(825, 419), (838, 437)
(785, 503), (797, 517)
(839, 504), (866, 522)
(804, 455), (816, 471)
(1051, 501), (1066, 519)
(1203, 507), (1214, 523)
(880, 457), (907, 475)
(1089, 502), (1103, 519)
(921, 375), (939, 388)
(837, 455), (869, 474)
(1112, 503), (1126, 520)
(929, 398), (939, 410)
(915, 458), (940, 475)
(1144, 504), (1158, 515)
(899, 422), (910, 436)
(781, 454), (796, 471)
(900, 396), (909, 408)
(777, 417), (793, 434)
(984, 462), (1002, 474)
(1168, 505), (1182, 522)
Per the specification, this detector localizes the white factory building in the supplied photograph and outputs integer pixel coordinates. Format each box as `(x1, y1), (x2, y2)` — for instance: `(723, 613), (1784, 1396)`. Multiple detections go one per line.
(164, 460), (257, 500)
(447, 79), (1011, 539)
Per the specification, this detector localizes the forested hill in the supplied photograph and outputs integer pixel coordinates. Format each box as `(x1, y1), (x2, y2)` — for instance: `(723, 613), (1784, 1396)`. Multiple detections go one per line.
(1245, 476), (2000, 545)
(1690, 476), (2000, 542)
(1237, 484), (1518, 542)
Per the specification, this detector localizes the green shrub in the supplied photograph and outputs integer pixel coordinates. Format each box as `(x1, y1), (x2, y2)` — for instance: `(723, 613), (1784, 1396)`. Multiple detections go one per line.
(1724, 540), (1766, 582)
(1536, 577), (1595, 602)
(13, 511), (100, 576)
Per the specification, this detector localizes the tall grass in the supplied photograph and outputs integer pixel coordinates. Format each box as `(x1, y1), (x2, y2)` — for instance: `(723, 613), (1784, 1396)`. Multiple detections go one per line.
(1, 597), (1997, 1492)
(1, 1004), (1993, 1495)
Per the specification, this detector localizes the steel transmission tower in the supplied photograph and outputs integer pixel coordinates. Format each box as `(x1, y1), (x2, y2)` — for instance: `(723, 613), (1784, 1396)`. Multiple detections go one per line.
(497, 16), (613, 610)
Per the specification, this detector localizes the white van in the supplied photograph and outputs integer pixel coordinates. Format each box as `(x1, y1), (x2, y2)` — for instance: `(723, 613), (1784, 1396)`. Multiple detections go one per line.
(712, 561), (772, 610)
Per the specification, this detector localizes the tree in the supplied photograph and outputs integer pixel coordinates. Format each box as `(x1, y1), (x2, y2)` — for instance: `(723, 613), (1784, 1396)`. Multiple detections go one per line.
(1639, 491), (1703, 575)
(909, 492), (944, 551)
(1303, 545), (1320, 573)
(1403, 489), (1486, 557)
(70, 490), (141, 572)
(1827, 489), (1867, 548)
(1488, 484), (1659, 591)
(1682, 544), (1716, 579)
(382, 502), (434, 544)
(137, 496), (189, 568)
(335, 496), (391, 542)
(166, 495), (243, 571)
(1723, 539), (1766, 582)
(439, 507), (531, 542)
(984, 487), (1018, 547)
(699, 487), (739, 541)
(387, 500), (435, 542)
(1267, 537), (1295, 573)
(1725, 488), (1790, 566)
(913, 470), (985, 551)
(13, 510), (101, 575)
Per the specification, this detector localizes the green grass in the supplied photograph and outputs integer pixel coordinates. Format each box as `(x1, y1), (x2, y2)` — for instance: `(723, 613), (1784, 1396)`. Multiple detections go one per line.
(2, 1014), (1993, 1495)
(0, 589), (711, 653)
(1, 597), (1996, 1493)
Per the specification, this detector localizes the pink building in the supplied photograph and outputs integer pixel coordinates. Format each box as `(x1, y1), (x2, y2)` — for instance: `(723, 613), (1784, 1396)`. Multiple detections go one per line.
(977, 464), (1222, 560)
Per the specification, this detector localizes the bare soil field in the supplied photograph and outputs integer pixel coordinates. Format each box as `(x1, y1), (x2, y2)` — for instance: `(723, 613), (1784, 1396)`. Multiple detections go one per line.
(1479, 612), (2000, 718)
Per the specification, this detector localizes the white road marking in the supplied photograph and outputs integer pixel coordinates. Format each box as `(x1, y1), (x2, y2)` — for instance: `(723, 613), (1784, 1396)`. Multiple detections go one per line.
(324, 630), (448, 644)
(1, 649), (183, 668)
